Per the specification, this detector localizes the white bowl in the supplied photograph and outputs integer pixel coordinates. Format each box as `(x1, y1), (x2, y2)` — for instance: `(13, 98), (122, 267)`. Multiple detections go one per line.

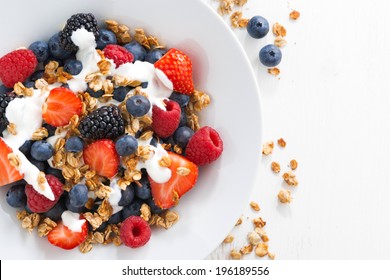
(0, 0), (262, 259)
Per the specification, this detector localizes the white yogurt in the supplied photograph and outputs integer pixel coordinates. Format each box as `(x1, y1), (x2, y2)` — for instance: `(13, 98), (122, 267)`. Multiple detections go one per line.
(109, 178), (124, 214)
(61, 211), (86, 232)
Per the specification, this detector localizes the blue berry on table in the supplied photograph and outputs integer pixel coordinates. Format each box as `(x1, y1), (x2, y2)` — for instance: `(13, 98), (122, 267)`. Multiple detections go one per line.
(68, 184), (88, 208)
(108, 211), (122, 224)
(118, 184), (135, 206)
(122, 198), (143, 219)
(96, 29), (117, 50)
(174, 126), (194, 149)
(43, 123), (56, 137)
(113, 86), (131, 102)
(259, 44), (282, 67)
(179, 110), (187, 127)
(115, 135), (138, 156)
(65, 195), (86, 213)
(247, 16), (269, 39)
(6, 184), (27, 208)
(126, 95), (151, 117)
(30, 141), (54, 161)
(135, 176), (151, 200)
(28, 41), (50, 62)
(169, 91), (190, 107)
(145, 49), (167, 64)
(124, 41), (146, 61)
(64, 59), (83, 75)
(65, 136), (85, 153)
(48, 33), (73, 60)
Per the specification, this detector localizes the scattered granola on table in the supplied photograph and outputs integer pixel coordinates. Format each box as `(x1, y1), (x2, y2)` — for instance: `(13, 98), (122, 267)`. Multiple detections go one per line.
(289, 10), (301, 20)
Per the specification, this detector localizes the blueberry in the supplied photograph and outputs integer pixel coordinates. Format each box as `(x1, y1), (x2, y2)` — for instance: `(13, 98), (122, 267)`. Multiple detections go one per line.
(23, 81), (35, 89)
(169, 92), (190, 107)
(126, 95), (151, 117)
(29, 41), (50, 62)
(45, 197), (66, 221)
(0, 85), (12, 94)
(122, 199), (143, 219)
(65, 136), (84, 153)
(145, 49), (166, 64)
(30, 141), (54, 161)
(96, 221), (108, 232)
(118, 184), (135, 206)
(28, 157), (47, 172)
(69, 184), (88, 208)
(19, 140), (33, 157)
(96, 29), (117, 50)
(87, 85), (104, 98)
(150, 136), (163, 148)
(141, 82), (148, 88)
(48, 33), (73, 60)
(65, 196), (85, 213)
(113, 86), (131, 102)
(30, 70), (44, 82)
(6, 184), (26, 208)
(135, 176), (151, 200)
(173, 126), (194, 149)
(246, 16), (269, 39)
(25, 204), (34, 214)
(42, 123), (56, 137)
(259, 44), (282, 67)
(46, 166), (65, 184)
(146, 197), (164, 214)
(179, 109), (187, 127)
(124, 41), (146, 61)
(64, 59), (83, 75)
(108, 211), (122, 224)
(115, 135), (138, 156)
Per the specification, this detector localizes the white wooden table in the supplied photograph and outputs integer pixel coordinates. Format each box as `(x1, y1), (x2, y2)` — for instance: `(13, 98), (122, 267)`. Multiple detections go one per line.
(206, 0), (390, 259)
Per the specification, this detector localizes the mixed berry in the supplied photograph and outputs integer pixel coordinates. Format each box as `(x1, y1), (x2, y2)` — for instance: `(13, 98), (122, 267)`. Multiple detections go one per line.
(0, 13), (223, 252)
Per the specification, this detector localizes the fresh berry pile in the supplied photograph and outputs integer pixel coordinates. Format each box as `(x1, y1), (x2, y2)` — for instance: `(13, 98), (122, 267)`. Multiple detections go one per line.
(0, 13), (223, 252)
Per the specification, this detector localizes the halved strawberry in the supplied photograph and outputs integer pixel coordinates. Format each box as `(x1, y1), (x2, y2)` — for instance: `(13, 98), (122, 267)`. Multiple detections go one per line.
(149, 152), (198, 209)
(42, 87), (82, 127)
(83, 139), (119, 178)
(47, 220), (88, 250)
(154, 48), (194, 94)
(0, 138), (23, 187)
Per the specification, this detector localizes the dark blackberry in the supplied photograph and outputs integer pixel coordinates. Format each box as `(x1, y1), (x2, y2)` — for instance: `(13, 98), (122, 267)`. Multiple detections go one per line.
(59, 13), (99, 51)
(78, 105), (125, 140)
(0, 92), (16, 133)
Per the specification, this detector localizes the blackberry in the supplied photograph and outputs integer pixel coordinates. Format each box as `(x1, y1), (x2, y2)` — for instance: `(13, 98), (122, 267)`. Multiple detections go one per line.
(0, 92), (15, 133)
(78, 105), (125, 140)
(59, 13), (99, 51)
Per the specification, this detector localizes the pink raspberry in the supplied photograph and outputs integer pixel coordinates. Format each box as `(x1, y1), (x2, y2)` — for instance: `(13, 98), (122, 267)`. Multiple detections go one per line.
(25, 175), (64, 213)
(152, 100), (181, 138)
(120, 216), (151, 248)
(185, 126), (223, 165)
(0, 49), (37, 88)
(103, 44), (134, 68)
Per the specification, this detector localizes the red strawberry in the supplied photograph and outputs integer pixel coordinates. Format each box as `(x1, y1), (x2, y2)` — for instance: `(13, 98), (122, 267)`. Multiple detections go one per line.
(151, 100), (181, 138)
(42, 87), (82, 127)
(154, 48), (194, 94)
(0, 138), (23, 187)
(83, 139), (119, 178)
(0, 49), (37, 88)
(104, 44), (134, 68)
(48, 220), (88, 250)
(25, 175), (64, 213)
(149, 152), (198, 209)
(185, 126), (223, 166)
(120, 216), (151, 248)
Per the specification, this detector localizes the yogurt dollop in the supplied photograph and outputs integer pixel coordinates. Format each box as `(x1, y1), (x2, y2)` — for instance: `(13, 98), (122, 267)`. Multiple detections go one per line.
(62, 211), (86, 232)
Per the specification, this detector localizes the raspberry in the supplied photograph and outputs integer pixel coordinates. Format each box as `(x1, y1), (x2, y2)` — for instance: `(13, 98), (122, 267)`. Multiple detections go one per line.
(25, 175), (64, 213)
(0, 49), (37, 88)
(185, 126), (223, 165)
(151, 100), (181, 138)
(120, 216), (151, 248)
(103, 44), (134, 68)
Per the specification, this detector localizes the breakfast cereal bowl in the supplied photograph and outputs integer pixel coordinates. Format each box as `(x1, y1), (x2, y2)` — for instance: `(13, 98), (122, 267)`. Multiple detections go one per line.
(0, 0), (262, 259)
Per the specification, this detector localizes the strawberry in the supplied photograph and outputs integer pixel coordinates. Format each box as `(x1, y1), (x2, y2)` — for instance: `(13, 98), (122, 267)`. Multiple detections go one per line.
(42, 87), (82, 127)
(104, 44), (134, 68)
(149, 152), (198, 209)
(83, 139), (119, 178)
(47, 220), (88, 250)
(154, 48), (194, 94)
(151, 100), (181, 138)
(0, 138), (23, 187)
(0, 49), (37, 88)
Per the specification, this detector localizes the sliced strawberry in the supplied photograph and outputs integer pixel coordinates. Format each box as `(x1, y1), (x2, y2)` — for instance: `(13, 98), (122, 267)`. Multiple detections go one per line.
(154, 48), (194, 94)
(149, 152), (198, 209)
(47, 220), (88, 250)
(42, 87), (82, 127)
(83, 139), (119, 178)
(0, 138), (23, 187)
